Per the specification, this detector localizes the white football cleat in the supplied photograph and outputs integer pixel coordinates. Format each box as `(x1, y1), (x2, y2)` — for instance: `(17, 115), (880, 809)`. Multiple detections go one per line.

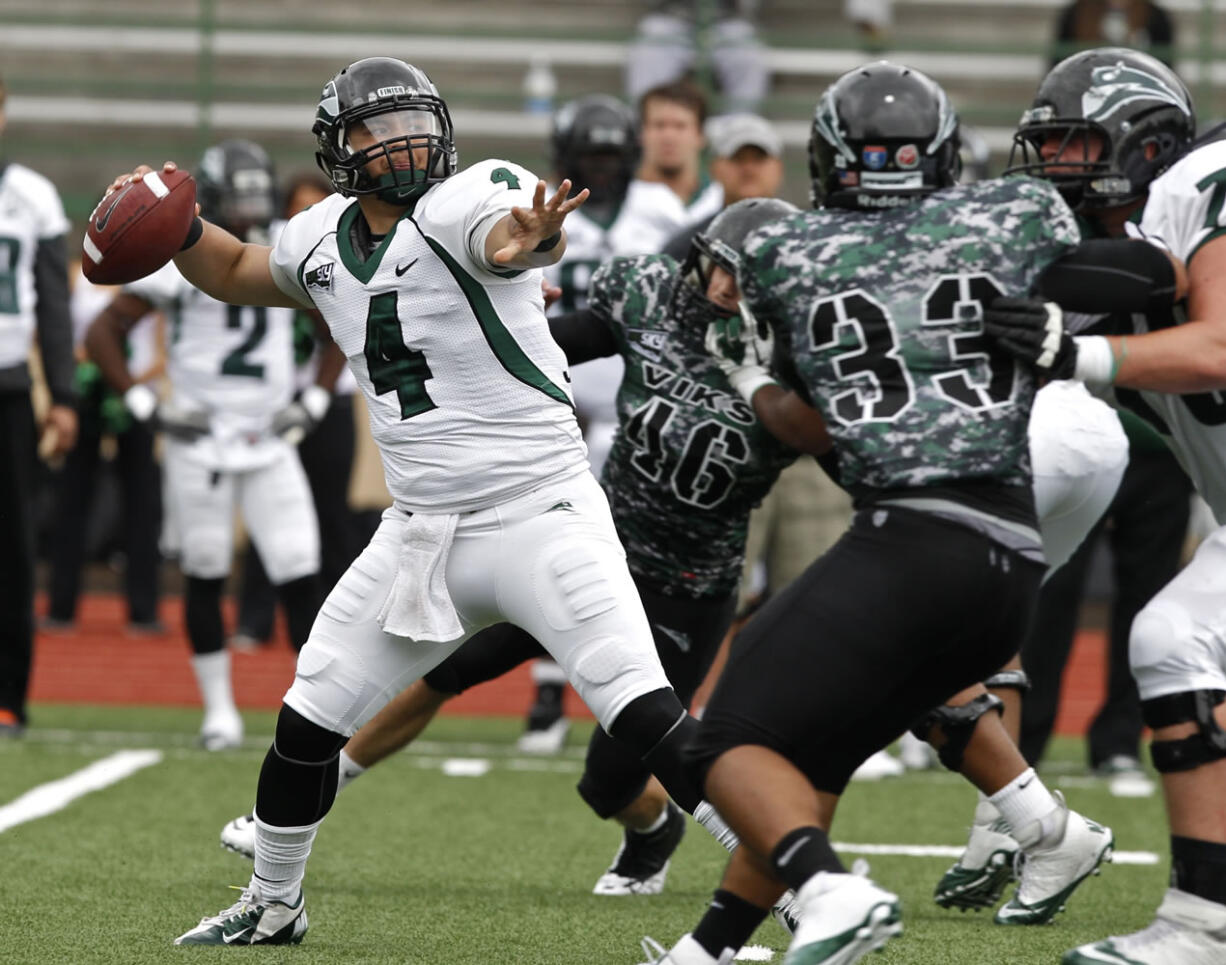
(174, 883), (307, 946)
(898, 731), (937, 770)
(199, 710), (243, 751)
(220, 813), (256, 859)
(995, 800), (1114, 925)
(1061, 888), (1226, 964)
(515, 716), (569, 754)
(934, 817), (1019, 911)
(849, 750), (905, 781)
(638, 933), (734, 965)
(783, 870), (902, 965)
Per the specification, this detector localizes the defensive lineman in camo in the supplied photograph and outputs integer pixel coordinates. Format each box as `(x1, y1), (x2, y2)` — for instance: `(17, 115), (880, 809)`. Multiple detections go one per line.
(96, 56), (723, 947)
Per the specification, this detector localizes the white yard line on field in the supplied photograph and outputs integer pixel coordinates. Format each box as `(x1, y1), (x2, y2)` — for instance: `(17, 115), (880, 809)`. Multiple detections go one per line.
(0, 749), (162, 833)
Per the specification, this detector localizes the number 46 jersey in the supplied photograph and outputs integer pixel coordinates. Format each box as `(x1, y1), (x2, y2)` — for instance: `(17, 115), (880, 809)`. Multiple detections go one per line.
(269, 160), (586, 515)
(741, 177), (1078, 503)
(1135, 138), (1226, 523)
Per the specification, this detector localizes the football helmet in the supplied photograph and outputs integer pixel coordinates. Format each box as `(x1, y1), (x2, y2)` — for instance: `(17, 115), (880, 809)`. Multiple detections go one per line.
(313, 57), (457, 205)
(1006, 47), (1194, 209)
(196, 139), (276, 239)
(678, 197), (800, 315)
(550, 95), (638, 210)
(809, 61), (961, 210)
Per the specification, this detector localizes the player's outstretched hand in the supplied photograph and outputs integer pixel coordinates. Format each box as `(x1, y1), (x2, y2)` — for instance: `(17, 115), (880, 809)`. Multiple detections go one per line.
(492, 179), (589, 265)
(984, 296), (1077, 380)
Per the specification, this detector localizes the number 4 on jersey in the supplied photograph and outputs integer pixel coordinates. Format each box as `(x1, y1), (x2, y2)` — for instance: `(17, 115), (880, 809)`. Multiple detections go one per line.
(364, 291), (437, 419)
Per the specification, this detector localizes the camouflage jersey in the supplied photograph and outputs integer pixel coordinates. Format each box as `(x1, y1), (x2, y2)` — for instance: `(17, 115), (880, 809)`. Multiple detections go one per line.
(589, 254), (797, 599)
(741, 177), (1080, 554)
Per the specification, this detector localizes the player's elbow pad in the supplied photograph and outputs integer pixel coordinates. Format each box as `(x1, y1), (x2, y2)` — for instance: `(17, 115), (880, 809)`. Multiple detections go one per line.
(1037, 239), (1176, 315)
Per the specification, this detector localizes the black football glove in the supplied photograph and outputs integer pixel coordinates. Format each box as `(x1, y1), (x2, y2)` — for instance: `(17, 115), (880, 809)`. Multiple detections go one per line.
(983, 296), (1078, 380)
(271, 385), (331, 445)
(124, 383), (211, 441)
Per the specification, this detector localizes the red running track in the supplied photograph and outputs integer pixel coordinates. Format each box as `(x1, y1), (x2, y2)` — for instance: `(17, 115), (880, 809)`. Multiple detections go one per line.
(30, 594), (1107, 733)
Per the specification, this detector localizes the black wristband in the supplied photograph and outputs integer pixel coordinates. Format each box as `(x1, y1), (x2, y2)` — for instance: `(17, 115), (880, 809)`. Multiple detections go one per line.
(180, 216), (204, 251)
(533, 231), (562, 253)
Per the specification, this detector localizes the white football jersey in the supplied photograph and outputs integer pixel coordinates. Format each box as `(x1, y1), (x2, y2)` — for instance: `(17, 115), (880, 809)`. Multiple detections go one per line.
(125, 260), (295, 469)
(269, 159), (587, 515)
(0, 163), (70, 367)
(606, 178), (724, 257)
(1135, 139), (1226, 523)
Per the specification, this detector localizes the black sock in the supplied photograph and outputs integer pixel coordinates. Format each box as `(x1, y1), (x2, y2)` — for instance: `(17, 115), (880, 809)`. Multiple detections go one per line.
(770, 826), (845, 893)
(527, 682), (565, 728)
(276, 574), (321, 652)
(184, 576), (225, 655)
(692, 889), (769, 959)
(1171, 835), (1226, 906)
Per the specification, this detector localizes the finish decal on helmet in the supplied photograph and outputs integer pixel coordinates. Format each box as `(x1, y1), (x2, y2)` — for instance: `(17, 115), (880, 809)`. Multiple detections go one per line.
(1082, 64), (1192, 123)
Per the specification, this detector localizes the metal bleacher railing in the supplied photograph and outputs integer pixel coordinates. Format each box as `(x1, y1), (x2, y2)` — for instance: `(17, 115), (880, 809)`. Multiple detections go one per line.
(1, 0), (1222, 224)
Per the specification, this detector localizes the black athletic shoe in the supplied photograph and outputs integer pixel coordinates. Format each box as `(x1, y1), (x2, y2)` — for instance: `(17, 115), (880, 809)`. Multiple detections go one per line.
(593, 802), (686, 895)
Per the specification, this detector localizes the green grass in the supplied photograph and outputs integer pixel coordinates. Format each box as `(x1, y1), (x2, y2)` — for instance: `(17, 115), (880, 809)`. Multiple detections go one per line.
(1, 704), (1170, 964)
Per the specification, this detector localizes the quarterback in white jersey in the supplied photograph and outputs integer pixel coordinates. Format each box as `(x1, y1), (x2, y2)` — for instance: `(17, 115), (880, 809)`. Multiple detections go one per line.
(986, 47), (1226, 965)
(125, 58), (712, 949)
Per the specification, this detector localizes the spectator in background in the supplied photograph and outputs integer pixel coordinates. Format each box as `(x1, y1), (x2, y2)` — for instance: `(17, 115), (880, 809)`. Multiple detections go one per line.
(232, 173), (358, 652)
(625, 1), (769, 114)
(1020, 409), (1191, 796)
(845, 0), (894, 50)
(1051, 0), (1176, 68)
(625, 80), (724, 252)
(0, 73), (77, 736)
(43, 267), (163, 634)
(663, 111), (784, 259)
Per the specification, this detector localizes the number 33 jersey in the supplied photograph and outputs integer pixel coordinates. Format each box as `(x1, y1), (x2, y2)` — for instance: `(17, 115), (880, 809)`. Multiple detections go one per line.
(269, 159), (586, 515)
(741, 177), (1079, 502)
(1134, 138), (1226, 523)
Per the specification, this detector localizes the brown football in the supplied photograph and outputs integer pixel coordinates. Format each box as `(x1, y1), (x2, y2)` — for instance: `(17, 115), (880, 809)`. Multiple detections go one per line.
(83, 169), (197, 285)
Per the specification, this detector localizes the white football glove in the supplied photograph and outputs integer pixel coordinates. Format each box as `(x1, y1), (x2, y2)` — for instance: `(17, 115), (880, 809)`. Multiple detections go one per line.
(704, 302), (778, 404)
(271, 384), (331, 445)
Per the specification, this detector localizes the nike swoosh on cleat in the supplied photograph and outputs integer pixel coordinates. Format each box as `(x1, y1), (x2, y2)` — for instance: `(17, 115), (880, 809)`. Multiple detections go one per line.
(395, 258), (419, 276)
(222, 926), (254, 944)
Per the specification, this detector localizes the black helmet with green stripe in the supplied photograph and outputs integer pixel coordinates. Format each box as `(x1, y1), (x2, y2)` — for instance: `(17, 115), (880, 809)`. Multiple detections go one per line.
(313, 57), (457, 205)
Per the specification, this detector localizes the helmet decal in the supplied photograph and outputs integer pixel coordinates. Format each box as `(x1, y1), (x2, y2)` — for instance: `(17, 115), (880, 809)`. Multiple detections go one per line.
(1083, 63), (1191, 122)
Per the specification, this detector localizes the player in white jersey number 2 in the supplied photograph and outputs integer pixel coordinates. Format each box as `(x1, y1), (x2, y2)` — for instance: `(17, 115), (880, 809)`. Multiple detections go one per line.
(96, 57), (722, 948)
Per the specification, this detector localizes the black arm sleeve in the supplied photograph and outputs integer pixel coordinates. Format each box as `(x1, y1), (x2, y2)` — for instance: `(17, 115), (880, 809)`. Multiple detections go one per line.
(1035, 239), (1176, 315)
(547, 308), (620, 365)
(33, 234), (76, 405)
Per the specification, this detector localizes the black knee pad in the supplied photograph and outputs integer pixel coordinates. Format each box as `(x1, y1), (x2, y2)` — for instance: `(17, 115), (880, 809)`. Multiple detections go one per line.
(256, 705), (349, 827)
(184, 576), (225, 655)
(576, 726), (652, 819)
(910, 693), (1004, 772)
(1143, 690), (1226, 773)
(984, 669), (1031, 694)
(609, 687), (701, 814)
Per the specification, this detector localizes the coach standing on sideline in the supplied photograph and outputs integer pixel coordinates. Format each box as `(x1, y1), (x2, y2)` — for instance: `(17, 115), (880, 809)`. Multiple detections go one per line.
(0, 73), (78, 737)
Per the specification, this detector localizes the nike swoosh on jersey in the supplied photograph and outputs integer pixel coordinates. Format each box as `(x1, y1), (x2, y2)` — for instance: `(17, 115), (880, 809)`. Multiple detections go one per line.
(395, 258), (419, 277)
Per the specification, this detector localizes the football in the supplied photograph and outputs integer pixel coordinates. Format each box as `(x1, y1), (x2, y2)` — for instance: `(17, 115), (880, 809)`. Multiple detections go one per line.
(82, 168), (197, 285)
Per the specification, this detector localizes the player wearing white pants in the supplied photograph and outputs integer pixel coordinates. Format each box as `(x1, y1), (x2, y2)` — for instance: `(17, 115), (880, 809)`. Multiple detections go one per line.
(286, 469), (667, 738)
(163, 440), (319, 587)
(1030, 380), (1129, 577)
(152, 58), (719, 949)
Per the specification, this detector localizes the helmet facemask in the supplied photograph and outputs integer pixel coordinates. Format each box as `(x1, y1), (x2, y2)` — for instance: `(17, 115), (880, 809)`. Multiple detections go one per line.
(675, 232), (740, 321)
(313, 59), (458, 205)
